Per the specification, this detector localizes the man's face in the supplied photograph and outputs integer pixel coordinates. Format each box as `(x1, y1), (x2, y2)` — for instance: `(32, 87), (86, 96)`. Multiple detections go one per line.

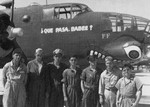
(35, 51), (43, 61)
(53, 54), (62, 62)
(69, 57), (77, 66)
(13, 53), (21, 62)
(122, 67), (131, 77)
(105, 60), (113, 70)
(89, 59), (97, 66)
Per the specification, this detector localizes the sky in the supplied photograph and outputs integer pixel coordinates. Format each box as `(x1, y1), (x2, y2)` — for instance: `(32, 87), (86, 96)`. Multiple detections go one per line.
(0, 0), (150, 19)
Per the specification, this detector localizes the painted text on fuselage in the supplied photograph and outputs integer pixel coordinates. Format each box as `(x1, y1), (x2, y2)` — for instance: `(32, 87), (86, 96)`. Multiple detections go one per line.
(41, 25), (93, 34)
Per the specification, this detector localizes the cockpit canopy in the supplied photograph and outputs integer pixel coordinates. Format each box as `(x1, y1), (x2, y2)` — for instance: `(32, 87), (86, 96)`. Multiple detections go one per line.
(42, 3), (92, 20)
(106, 13), (150, 33)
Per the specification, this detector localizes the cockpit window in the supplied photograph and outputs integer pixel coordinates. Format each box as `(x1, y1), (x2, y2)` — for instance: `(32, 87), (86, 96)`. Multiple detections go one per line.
(109, 14), (150, 32)
(54, 6), (71, 19)
(146, 23), (150, 33)
(42, 4), (92, 20)
(53, 4), (92, 19)
(71, 4), (92, 18)
(42, 8), (54, 21)
(72, 6), (82, 18)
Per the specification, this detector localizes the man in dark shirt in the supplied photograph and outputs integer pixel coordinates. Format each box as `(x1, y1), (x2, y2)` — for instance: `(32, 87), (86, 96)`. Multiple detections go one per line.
(62, 55), (82, 107)
(47, 49), (68, 107)
(81, 50), (101, 107)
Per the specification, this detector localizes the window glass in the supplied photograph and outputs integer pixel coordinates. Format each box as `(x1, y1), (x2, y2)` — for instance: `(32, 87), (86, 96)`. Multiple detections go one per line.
(109, 14), (149, 32)
(42, 8), (54, 21)
(54, 6), (71, 19)
(72, 6), (81, 18)
(146, 23), (150, 33)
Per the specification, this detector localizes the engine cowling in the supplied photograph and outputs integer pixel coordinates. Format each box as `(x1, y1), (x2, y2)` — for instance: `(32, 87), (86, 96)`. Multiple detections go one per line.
(104, 35), (142, 60)
(124, 45), (141, 60)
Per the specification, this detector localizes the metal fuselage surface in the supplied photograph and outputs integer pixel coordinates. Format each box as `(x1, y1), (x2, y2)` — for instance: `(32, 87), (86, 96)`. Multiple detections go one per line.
(2, 3), (150, 63)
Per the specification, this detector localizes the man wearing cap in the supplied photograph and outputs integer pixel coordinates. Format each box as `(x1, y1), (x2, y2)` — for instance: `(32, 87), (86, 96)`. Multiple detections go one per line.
(47, 49), (68, 107)
(99, 56), (122, 107)
(26, 48), (49, 107)
(62, 55), (82, 107)
(115, 64), (143, 107)
(2, 48), (27, 107)
(80, 51), (102, 107)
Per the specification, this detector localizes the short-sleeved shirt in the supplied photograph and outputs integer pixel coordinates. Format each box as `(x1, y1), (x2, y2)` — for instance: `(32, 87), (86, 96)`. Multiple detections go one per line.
(115, 76), (143, 98)
(62, 67), (82, 88)
(99, 68), (121, 95)
(81, 66), (101, 90)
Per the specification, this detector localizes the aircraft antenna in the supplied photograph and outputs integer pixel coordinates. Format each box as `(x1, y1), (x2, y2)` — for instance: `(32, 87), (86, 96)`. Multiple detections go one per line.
(11, 0), (14, 23)
(46, 0), (48, 5)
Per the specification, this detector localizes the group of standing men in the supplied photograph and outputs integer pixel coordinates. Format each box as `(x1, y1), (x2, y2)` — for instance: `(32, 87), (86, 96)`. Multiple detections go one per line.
(2, 48), (143, 107)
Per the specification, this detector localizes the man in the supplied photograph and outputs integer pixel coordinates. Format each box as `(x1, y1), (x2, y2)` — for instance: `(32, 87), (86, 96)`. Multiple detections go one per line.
(47, 49), (68, 107)
(2, 48), (27, 107)
(115, 64), (143, 107)
(99, 56), (121, 107)
(26, 48), (48, 107)
(62, 55), (82, 107)
(81, 51), (101, 107)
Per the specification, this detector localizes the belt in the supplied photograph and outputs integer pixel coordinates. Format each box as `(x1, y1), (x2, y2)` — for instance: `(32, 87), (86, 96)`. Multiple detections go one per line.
(121, 95), (135, 99)
(7, 80), (24, 84)
(85, 84), (97, 90)
(105, 88), (117, 92)
(68, 85), (78, 88)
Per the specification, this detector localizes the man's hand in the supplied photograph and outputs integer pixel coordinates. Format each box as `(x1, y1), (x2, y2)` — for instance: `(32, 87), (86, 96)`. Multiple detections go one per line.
(99, 95), (104, 105)
(64, 96), (68, 101)
(131, 103), (138, 107)
(116, 100), (120, 107)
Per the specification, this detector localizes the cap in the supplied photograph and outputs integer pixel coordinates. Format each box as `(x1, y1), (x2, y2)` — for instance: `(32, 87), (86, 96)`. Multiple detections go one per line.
(12, 48), (22, 55)
(105, 56), (113, 62)
(35, 48), (43, 53)
(53, 48), (63, 56)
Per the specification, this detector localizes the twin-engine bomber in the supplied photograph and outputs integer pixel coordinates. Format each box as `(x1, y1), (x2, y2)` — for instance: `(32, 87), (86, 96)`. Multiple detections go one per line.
(0, 1), (150, 66)
(0, 0), (150, 106)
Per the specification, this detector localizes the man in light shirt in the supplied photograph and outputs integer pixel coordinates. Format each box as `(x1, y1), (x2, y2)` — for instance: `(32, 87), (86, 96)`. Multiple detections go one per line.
(115, 64), (143, 107)
(99, 56), (122, 107)
(26, 48), (49, 107)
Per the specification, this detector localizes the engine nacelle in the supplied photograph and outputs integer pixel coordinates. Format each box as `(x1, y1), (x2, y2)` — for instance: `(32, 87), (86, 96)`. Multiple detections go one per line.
(124, 45), (141, 60)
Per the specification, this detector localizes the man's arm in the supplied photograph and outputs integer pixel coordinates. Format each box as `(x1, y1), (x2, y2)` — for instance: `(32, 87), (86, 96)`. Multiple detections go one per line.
(99, 72), (105, 105)
(62, 69), (68, 101)
(2, 64), (8, 88)
(81, 80), (85, 93)
(62, 83), (68, 101)
(80, 69), (86, 93)
(132, 87), (142, 107)
(116, 90), (121, 107)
